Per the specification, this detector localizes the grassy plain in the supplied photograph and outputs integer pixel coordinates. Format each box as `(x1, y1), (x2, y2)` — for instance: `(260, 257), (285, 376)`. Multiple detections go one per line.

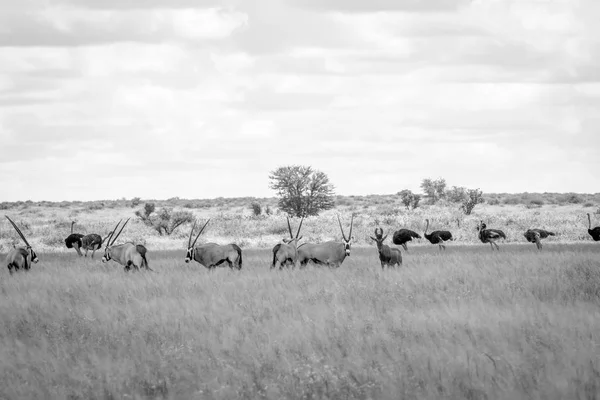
(1, 195), (600, 399)
(1, 244), (600, 399)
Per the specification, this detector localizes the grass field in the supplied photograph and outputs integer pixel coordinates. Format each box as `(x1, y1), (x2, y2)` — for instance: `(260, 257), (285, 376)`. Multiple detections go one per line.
(2, 244), (600, 399)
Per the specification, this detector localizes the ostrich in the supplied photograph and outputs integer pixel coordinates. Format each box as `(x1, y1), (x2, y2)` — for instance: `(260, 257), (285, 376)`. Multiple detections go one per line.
(64, 221), (109, 259)
(587, 213), (600, 241)
(392, 228), (421, 252)
(477, 221), (506, 251)
(424, 219), (453, 250)
(524, 229), (555, 250)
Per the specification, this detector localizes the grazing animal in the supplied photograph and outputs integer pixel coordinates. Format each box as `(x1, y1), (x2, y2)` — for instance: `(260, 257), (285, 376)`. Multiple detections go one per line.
(370, 227), (402, 269)
(296, 214), (355, 268)
(524, 229), (555, 250)
(272, 217), (304, 269)
(392, 228), (421, 252)
(587, 213), (600, 241)
(424, 219), (453, 250)
(5, 215), (39, 274)
(185, 219), (242, 270)
(477, 221), (506, 251)
(64, 221), (109, 259)
(101, 219), (152, 271)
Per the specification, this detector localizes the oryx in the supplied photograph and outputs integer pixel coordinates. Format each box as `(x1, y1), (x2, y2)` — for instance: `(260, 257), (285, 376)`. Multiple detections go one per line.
(4, 215), (39, 274)
(271, 216), (304, 269)
(185, 219), (243, 270)
(370, 227), (402, 269)
(101, 218), (152, 271)
(65, 221), (111, 259)
(296, 214), (354, 268)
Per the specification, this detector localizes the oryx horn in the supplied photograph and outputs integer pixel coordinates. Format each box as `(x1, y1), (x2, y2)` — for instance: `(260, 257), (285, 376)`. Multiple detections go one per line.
(191, 219), (210, 248)
(110, 218), (130, 246)
(5, 215), (31, 248)
(296, 216), (304, 239)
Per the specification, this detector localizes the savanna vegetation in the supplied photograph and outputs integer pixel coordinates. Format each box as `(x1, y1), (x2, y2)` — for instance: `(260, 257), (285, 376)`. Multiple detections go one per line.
(1, 189), (600, 399)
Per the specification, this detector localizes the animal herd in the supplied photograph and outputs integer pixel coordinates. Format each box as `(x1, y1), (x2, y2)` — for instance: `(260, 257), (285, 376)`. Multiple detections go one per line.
(3, 212), (600, 273)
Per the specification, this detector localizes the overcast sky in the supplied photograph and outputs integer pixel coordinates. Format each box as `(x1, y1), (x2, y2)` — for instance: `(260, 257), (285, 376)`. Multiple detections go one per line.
(1, 0), (598, 201)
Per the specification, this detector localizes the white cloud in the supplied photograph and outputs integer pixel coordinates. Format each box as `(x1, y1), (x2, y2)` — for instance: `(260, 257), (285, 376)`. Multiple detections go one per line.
(0, 0), (599, 201)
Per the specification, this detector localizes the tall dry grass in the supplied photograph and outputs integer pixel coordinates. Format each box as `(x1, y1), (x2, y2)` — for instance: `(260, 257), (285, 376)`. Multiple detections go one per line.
(1, 245), (600, 399)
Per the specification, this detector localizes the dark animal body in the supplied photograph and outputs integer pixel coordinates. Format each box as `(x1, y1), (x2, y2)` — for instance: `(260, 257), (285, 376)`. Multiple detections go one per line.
(370, 228), (402, 269)
(65, 221), (106, 258)
(478, 221), (506, 250)
(392, 229), (421, 251)
(185, 219), (243, 270)
(587, 213), (600, 241)
(5, 215), (39, 273)
(424, 219), (453, 250)
(524, 229), (555, 250)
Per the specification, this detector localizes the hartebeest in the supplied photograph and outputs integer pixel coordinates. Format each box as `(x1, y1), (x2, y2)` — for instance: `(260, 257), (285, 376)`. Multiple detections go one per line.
(296, 214), (354, 268)
(101, 218), (152, 271)
(5, 215), (39, 274)
(271, 217), (304, 269)
(370, 227), (402, 269)
(185, 219), (243, 270)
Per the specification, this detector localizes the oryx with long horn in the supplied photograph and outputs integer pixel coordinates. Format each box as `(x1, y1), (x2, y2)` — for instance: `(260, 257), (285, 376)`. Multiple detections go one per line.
(296, 214), (355, 268)
(5, 215), (39, 273)
(101, 218), (152, 271)
(185, 219), (243, 270)
(370, 227), (402, 269)
(271, 216), (304, 269)
(65, 221), (111, 259)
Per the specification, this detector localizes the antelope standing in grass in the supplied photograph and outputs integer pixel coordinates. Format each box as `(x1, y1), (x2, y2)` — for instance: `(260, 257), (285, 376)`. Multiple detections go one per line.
(101, 218), (152, 271)
(524, 229), (555, 250)
(424, 219), (453, 250)
(5, 215), (39, 274)
(296, 214), (354, 268)
(271, 217), (304, 269)
(370, 227), (402, 269)
(185, 219), (243, 270)
(64, 221), (110, 259)
(477, 221), (506, 251)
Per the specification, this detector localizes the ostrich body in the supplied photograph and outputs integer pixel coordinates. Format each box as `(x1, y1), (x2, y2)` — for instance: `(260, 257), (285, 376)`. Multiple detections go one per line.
(424, 219), (453, 250)
(392, 229), (421, 251)
(478, 221), (506, 251)
(587, 213), (600, 241)
(524, 229), (555, 250)
(64, 221), (107, 258)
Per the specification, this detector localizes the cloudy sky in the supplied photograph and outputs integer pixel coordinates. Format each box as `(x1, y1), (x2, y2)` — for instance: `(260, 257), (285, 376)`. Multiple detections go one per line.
(1, 0), (598, 201)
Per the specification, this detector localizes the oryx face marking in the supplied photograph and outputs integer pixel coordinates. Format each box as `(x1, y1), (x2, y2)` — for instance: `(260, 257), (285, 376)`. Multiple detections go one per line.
(29, 248), (39, 263)
(337, 214), (354, 257)
(185, 247), (194, 263)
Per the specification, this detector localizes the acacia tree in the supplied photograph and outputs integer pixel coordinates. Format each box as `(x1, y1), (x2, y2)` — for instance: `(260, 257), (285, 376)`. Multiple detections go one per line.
(135, 203), (194, 236)
(269, 165), (335, 217)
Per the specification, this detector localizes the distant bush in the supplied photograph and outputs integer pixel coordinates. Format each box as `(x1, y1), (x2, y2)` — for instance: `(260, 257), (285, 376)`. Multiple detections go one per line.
(583, 202), (595, 208)
(87, 202), (104, 211)
(135, 203), (194, 236)
(503, 197), (520, 205)
(488, 198), (500, 205)
(398, 190), (421, 210)
(250, 202), (262, 216)
(558, 193), (583, 204)
(131, 197), (141, 208)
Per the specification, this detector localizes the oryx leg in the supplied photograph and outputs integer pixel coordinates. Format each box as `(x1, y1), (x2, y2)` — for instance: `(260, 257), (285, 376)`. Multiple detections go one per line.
(494, 242), (500, 251)
(402, 243), (408, 252)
